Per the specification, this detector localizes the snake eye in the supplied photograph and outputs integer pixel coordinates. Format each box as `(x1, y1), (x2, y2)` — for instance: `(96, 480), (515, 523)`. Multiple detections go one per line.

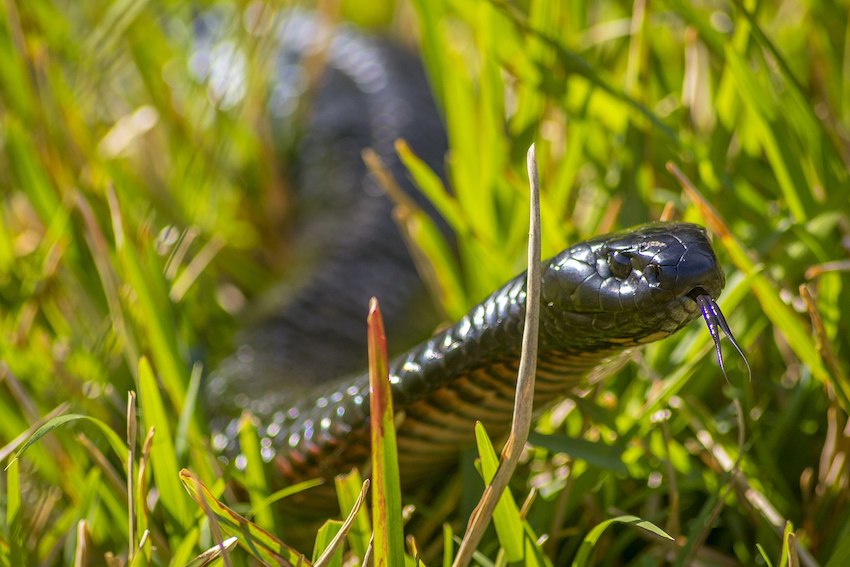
(608, 250), (633, 279)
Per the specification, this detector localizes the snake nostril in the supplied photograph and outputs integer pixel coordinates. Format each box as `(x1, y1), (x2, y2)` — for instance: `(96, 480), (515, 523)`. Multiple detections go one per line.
(643, 264), (660, 287)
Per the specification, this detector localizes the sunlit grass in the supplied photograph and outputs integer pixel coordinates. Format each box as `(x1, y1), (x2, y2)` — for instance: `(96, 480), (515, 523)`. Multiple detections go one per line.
(1, 0), (849, 565)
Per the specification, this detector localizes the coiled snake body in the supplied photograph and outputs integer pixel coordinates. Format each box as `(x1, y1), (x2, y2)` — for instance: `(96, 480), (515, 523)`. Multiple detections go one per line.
(204, 14), (731, 488)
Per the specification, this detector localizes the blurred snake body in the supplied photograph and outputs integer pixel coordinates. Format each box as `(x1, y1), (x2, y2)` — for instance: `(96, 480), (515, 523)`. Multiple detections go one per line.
(203, 12), (735, 486)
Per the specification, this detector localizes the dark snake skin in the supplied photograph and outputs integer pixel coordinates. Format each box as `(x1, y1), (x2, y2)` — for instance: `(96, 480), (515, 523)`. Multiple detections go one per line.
(203, 10), (448, 421)
(202, 13), (727, 486)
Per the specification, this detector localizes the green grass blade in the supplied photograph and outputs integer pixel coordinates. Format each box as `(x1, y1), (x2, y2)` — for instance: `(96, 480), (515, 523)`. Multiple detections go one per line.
(138, 357), (192, 528)
(572, 515), (673, 567)
(316, 478), (370, 567)
(5, 457), (22, 565)
(398, 209), (468, 320)
(722, 46), (812, 221)
(779, 522), (803, 567)
(5, 457), (19, 528)
(249, 478), (326, 515)
(237, 413), (274, 531)
(175, 362), (202, 460)
(11, 413), (126, 465)
(409, 0), (447, 109)
(756, 544), (776, 567)
(335, 469), (372, 560)
(113, 194), (187, 409)
(169, 528), (201, 567)
(312, 520), (343, 567)
(396, 139), (468, 236)
(473, 422), (524, 563)
(443, 523), (454, 567)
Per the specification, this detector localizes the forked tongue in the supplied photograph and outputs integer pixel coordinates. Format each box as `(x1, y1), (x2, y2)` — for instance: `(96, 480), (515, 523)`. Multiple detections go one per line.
(688, 288), (751, 383)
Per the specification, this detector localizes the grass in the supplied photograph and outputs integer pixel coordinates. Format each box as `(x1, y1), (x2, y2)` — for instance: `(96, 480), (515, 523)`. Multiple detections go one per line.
(1, 0), (850, 565)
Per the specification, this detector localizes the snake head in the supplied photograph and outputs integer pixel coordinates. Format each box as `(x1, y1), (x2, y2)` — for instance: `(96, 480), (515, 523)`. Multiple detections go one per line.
(541, 222), (726, 350)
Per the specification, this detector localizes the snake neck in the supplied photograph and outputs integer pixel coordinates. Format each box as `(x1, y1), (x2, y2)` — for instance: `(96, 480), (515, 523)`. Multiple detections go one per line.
(262, 262), (634, 485)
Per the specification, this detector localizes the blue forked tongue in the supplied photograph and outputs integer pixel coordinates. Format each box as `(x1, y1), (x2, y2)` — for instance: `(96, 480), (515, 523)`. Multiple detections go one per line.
(688, 288), (752, 383)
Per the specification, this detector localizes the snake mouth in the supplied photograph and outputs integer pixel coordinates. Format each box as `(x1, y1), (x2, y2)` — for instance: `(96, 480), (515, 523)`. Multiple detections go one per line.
(687, 287), (751, 381)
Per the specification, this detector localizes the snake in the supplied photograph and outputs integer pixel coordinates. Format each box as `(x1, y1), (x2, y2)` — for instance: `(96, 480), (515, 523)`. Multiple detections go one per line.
(202, 11), (744, 489)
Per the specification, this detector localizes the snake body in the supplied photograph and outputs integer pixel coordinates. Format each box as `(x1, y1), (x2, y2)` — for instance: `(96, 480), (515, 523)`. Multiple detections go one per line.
(199, 9), (449, 406)
(204, 14), (727, 486)
(274, 223), (724, 486)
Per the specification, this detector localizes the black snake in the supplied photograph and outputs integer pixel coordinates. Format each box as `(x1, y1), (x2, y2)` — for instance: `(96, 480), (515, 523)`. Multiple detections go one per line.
(202, 11), (741, 489)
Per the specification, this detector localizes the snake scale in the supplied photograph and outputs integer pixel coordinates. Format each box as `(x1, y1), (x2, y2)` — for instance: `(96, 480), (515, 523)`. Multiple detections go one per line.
(202, 12), (738, 489)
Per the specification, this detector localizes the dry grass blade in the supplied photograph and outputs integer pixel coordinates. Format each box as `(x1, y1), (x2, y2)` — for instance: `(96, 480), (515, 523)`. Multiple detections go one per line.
(799, 284), (847, 387)
(665, 163), (729, 238)
(804, 260), (850, 279)
(360, 535), (374, 567)
(186, 537), (239, 567)
(363, 145), (461, 319)
(659, 201), (677, 222)
(362, 147), (420, 213)
(169, 237), (226, 303)
(74, 520), (88, 567)
(452, 143), (542, 567)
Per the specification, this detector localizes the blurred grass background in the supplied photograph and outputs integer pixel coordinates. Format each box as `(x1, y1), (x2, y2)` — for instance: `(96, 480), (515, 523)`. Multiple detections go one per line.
(1, 0), (849, 565)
